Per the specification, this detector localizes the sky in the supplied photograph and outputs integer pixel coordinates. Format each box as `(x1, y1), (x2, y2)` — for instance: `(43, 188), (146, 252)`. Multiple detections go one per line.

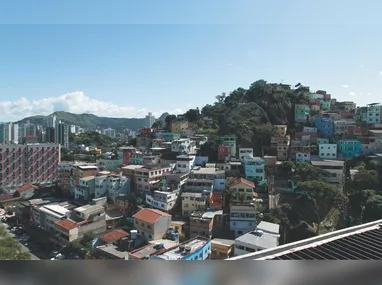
(0, 1), (382, 121)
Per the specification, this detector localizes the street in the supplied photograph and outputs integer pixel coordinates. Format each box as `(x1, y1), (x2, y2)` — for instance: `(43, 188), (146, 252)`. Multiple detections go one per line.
(2, 223), (40, 260)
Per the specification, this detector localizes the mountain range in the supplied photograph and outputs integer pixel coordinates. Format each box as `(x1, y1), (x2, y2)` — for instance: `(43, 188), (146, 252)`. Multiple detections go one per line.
(15, 111), (169, 131)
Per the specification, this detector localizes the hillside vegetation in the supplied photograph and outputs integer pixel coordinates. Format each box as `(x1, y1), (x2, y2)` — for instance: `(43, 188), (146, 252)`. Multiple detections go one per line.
(17, 111), (148, 131)
(198, 79), (311, 156)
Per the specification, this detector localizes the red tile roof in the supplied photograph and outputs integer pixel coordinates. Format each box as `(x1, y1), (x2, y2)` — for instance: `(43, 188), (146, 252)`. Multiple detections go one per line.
(56, 219), (78, 230)
(132, 208), (171, 224)
(100, 229), (129, 243)
(17, 184), (38, 193)
(228, 177), (256, 188)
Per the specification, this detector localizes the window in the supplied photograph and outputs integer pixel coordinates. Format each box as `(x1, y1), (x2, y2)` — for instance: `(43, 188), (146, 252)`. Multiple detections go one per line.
(236, 245), (245, 250)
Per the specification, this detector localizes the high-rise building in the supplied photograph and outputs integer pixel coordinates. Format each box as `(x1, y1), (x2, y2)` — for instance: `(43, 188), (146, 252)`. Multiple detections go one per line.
(19, 121), (37, 142)
(46, 127), (55, 143)
(103, 127), (116, 138)
(0, 143), (60, 191)
(55, 121), (69, 148)
(145, 112), (156, 128)
(47, 115), (57, 128)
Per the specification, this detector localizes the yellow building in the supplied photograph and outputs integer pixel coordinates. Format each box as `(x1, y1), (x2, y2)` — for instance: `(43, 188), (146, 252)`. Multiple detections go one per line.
(228, 178), (257, 205)
(171, 121), (189, 133)
(211, 238), (235, 259)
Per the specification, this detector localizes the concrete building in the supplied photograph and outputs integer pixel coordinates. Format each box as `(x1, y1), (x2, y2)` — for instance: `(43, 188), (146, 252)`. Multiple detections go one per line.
(234, 222), (280, 256)
(366, 103), (381, 125)
(103, 127), (116, 138)
(57, 162), (75, 195)
(210, 238), (235, 260)
(175, 155), (195, 173)
(189, 210), (222, 239)
(219, 135), (237, 157)
(319, 144), (338, 159)
(55, 121), (69, 149)
(146, 189), (180, 212)
(315, 115), (334, 138)
(337, 138), (362, 159)
(311, 160), (346, 190)
(242, 157), (265, 182)
(228, 178), (257, 205)
(145, 112), (156, 128)
(30, 203), (72, 232)
(133, 208), (172, 241)
(134, 165), (172, 196)
(229, 204), (257, 238)
(54, 204), (106, 246)
(181, 192), (208, 217)
(0, 143), (60, 191)
(295, 104), (310, 123)
(276, 135), (290, 161)
(239, 148), (253, 160)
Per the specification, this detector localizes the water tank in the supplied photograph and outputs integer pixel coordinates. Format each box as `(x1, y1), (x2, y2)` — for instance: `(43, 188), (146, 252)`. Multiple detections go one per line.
(179, 245), (185, 252)
(185, 246), (191, 252)
(144, 255), (150, 260)
(130, 230), (138, 240)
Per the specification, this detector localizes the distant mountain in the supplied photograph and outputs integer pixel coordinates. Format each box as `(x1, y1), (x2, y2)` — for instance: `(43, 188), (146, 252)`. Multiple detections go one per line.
(158, 112), (169, 121)
(15, 111), (168, 131)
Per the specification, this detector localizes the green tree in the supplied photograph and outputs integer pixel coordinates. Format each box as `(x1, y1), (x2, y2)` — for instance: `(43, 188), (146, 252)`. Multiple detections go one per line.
(165, 114), (177, 130)
(185, 108), (200, 123)
(199, 136), (219, 162)
(363, 192), (382, 222)
(0, 225), (31, 260)
(152, 120), (164, 130)
(296, 180), (345, 233)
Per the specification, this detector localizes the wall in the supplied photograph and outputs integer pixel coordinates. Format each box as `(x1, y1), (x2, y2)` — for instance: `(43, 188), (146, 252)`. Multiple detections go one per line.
(319, 144), (337, 159)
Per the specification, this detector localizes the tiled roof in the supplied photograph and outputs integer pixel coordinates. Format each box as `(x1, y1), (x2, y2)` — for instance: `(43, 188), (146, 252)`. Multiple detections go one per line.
(228, 177), (255, 188)
(101, 229), (129, 243)
(55, 219), (78, 230)
(133, 208), (171, 224)
(17, 184), (38, 193)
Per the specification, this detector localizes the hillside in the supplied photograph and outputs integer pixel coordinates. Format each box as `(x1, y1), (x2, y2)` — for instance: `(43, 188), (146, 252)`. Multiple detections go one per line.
(15, 111), (165, 131)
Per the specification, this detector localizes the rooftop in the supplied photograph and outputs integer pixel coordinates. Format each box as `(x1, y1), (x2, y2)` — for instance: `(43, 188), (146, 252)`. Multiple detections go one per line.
(56, 219), (78, 230)
(211, 238), (235, 247)
(77, 165), (98, 170)
(228, 177), (255, 188)
(155, 237), (209, 260)
(257, 221), (280, 235)
(228, 219), (382, 260)
(130, 239), (178, 259)
(80, 176), (95, 182)
(96, 244), (128, 259)
(74, 204), (104, 215)
(369, 129), (382, 134)
(100, 229), (129, 243)
(311, 160), (345, 167)
(235, 230), (279, 250)
(191, 167), (224, 175)
(40, 204), (70, 218)
(133, 208), (171, 224)
(121, 165), (144, 170)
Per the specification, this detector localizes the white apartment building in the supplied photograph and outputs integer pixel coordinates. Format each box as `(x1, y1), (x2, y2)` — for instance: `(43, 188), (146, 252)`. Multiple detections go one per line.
(171, 139), (194, 154)
(239, 148), (253, 160)
(30, 203), (71, 232)
(0, 143), (60, 191)
(234, 222), (280, 256)
(175, 155), (195, 173)
(311, 160), (346, 190)
(146, 190), (179, 212)
(135, 165), (172, 195)
(181, 192), (207, 217)
(319, 144), (338, 159)
(366, 104), (381, 124)
(103, 128), (116, 138)
(230, 204), (257, 238)
(145, 112), (156, 128)
(94, 174), (130, 203)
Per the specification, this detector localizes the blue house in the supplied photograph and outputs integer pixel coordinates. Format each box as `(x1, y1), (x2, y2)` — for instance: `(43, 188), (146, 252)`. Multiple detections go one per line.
(152, 236), (211, 260)
(242, 157), (265, 182)
(337, 138), (362, 159)
(314, 115), (334, 138)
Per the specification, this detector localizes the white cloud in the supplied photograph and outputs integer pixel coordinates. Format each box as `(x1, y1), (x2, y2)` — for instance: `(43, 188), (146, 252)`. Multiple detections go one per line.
(342, 84), (349, 88)
(348, 91), (356, 97)
(379, 71), (382, 76)
(0, 91), (183, 122)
